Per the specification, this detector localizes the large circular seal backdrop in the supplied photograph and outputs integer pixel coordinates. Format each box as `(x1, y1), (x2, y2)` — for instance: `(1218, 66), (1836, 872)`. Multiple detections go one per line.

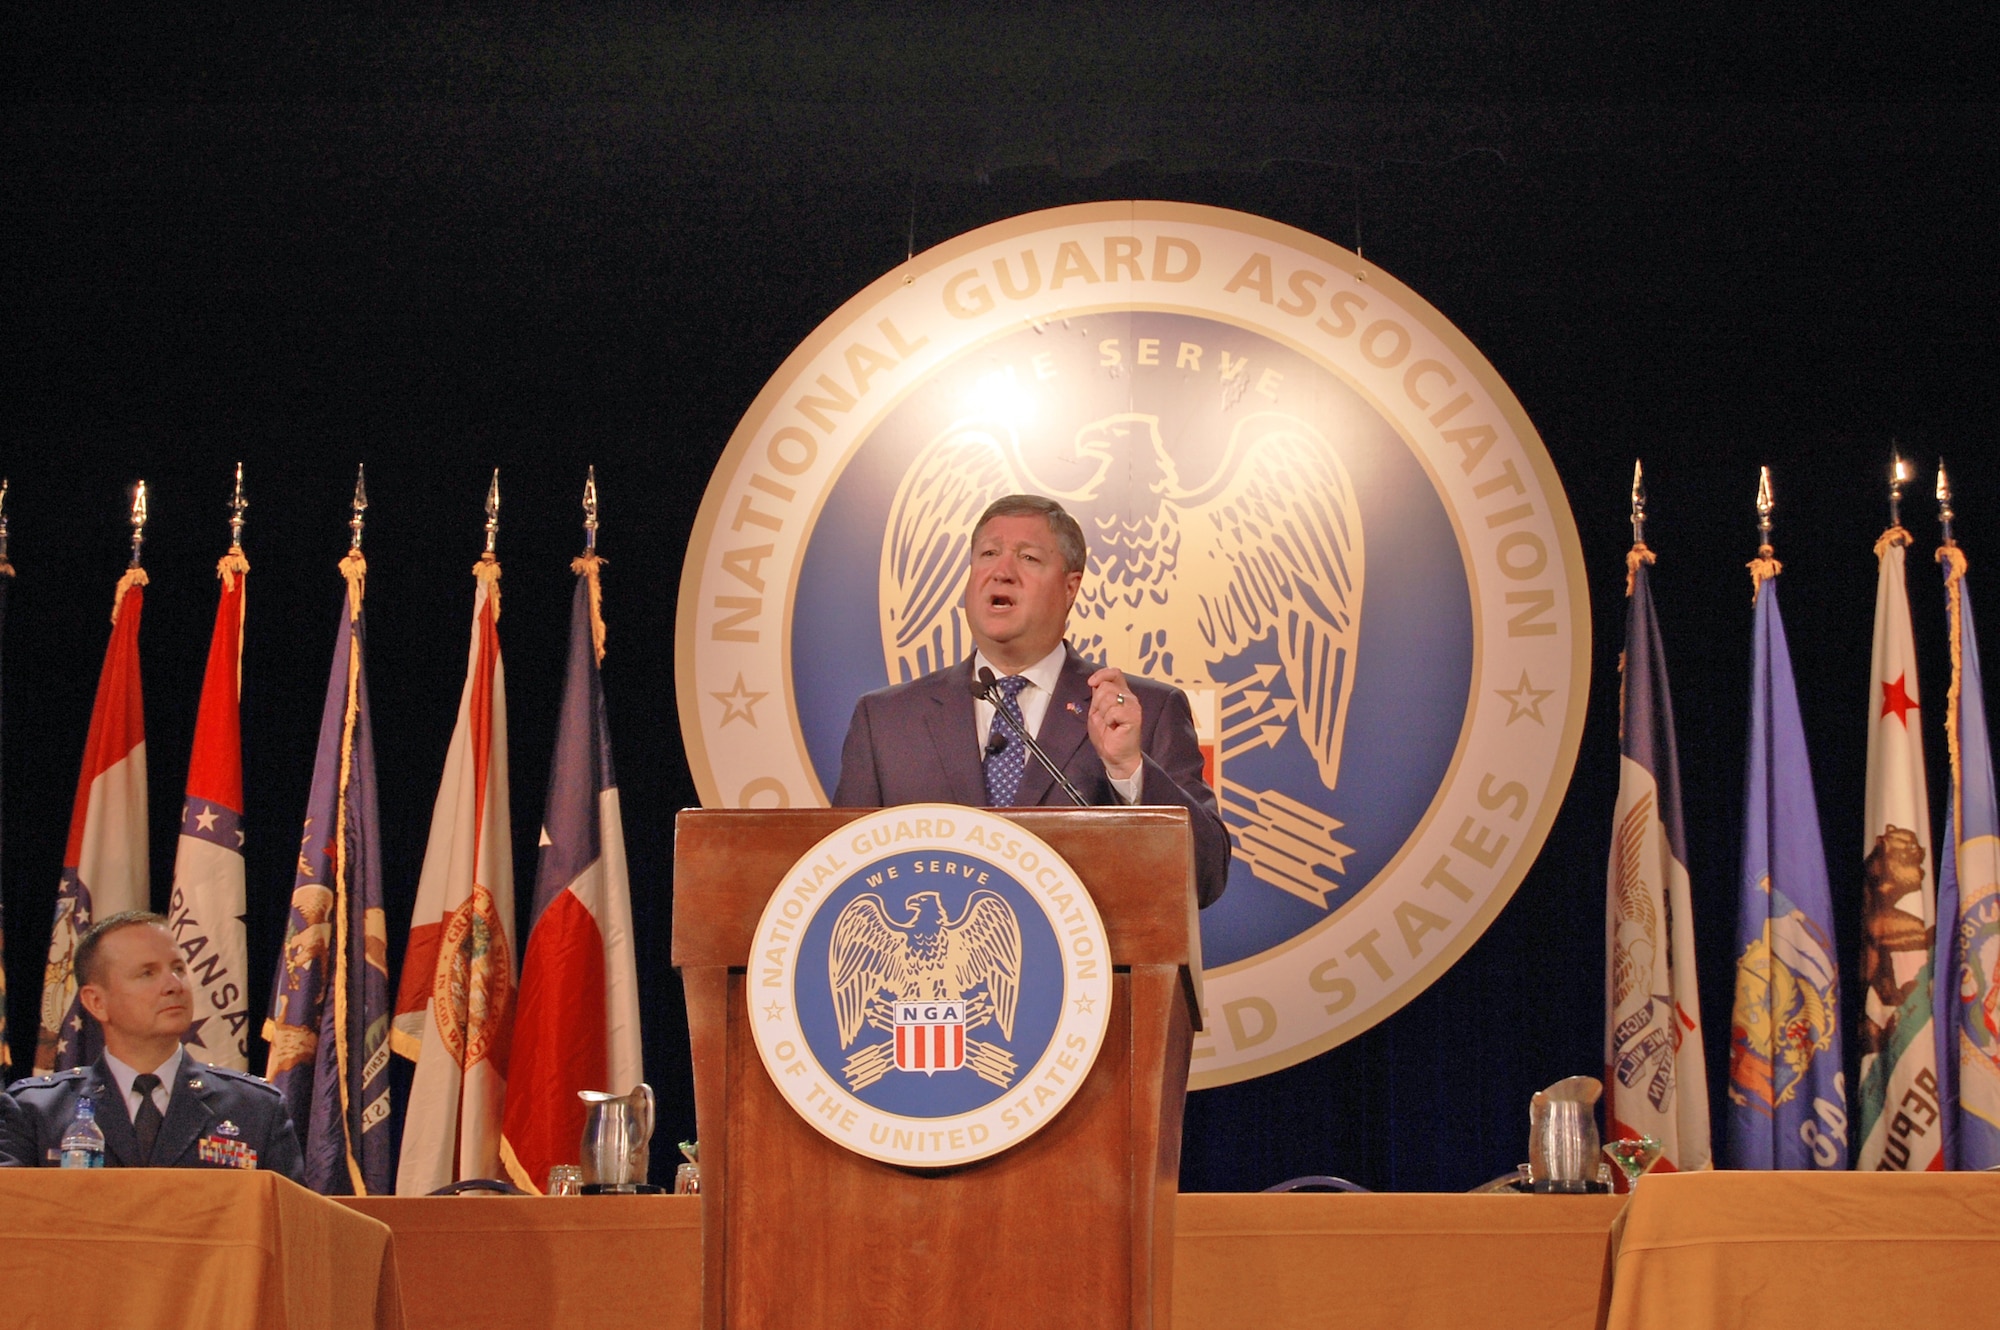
(678, 202), (1590, 1087)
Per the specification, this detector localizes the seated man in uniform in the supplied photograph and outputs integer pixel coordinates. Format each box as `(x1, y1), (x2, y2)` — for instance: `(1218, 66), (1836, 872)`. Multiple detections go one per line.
(835, 493), (1231, 907)
(0, 910), (303, 1179)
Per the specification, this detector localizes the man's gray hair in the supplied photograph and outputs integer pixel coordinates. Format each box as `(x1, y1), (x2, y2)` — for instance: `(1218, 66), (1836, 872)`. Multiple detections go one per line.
(75, 910), (172, 989)
(973, 495), (1089, 575)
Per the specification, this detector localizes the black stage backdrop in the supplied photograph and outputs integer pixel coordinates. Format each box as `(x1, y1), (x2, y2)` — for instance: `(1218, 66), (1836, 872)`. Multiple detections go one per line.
(3, 9), (1995, 1191)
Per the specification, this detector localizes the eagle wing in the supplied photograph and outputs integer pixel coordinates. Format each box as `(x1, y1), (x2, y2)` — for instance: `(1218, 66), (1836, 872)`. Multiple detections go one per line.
(828, 895), (911, 1048)
(1610, 793), (1658, 1008)
(943, 890), (1022, 1041)
(880, 424), (1024, 684)
(1173, 411), (1364, 790)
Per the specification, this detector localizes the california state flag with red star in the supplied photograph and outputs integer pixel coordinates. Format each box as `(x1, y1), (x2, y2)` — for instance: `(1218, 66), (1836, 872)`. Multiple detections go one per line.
(1856, 526), (1942, 1171)
(392, 557), (517, 1193)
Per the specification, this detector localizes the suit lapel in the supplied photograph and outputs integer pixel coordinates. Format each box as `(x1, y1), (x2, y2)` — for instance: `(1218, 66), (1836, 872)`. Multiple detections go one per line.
(86, 1060), (141, 1168)
(924, 659), (988, 807)
(1014, 650), (1096, 807)
(154, 1059), (218, 1168)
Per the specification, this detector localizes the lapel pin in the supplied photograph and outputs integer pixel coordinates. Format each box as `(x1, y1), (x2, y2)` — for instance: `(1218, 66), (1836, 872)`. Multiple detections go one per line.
(1066, 701), (1085, 715)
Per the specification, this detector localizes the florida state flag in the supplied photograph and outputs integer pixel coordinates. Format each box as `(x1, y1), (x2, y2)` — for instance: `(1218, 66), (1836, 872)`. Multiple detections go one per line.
(37, 562), (151, 1072)
(501, 553), (644, 1191)
(169, 545), (251, 1069)
(392, 550), (517, 1194)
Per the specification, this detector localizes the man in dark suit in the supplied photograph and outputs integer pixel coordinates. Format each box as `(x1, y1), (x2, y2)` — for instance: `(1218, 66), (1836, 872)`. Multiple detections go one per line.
(0, 911), (303, 1179)
(835, 494), (1230, 907)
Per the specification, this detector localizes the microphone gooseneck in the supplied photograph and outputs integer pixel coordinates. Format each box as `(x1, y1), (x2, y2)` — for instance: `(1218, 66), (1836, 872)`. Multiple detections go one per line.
(971, 666), (1089, 807)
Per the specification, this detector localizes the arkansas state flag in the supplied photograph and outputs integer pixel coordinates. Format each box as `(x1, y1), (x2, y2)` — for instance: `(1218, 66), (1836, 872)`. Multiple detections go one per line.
(168, 549), (251, 1069)
(501, 556), (644, 1192)
(1856, 526), (1941, 1170)
(392, 555), (517, 1194)
(1605, 543), (1710, 1175)
(37, 568), (151, 1072)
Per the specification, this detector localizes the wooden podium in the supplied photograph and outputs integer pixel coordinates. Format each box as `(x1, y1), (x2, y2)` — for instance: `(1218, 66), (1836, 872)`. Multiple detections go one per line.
(673, 807), (1202, 1329)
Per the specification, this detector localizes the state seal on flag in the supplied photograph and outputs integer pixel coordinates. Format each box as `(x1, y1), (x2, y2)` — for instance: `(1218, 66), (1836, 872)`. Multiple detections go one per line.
(748, 805), (1111, 1167)
(680, 202), (1588, 1087)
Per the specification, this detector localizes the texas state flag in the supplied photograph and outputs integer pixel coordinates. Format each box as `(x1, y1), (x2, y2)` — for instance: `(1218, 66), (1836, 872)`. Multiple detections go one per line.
(392, 556), (517, 1194)
(501, 559), (644, 1191)
(37, 570), (150, 1072)
(168, 550), (251, 1069)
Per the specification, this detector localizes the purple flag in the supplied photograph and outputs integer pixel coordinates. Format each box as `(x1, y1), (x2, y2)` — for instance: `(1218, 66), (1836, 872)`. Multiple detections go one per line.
(263, 552), (393, 1194)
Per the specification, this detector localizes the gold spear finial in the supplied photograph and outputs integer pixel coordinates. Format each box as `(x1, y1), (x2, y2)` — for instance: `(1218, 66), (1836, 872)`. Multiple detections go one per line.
(582, 464), (599, 556)
(129, 479), (149, 569)
(1747, 466), (1782, 596)
(228, 461), (248, 552)
(483, 468), (501, 556)
(1630, 459), (1647, 546)
(349, 463), (368, 553)
(0, 478), (12, 570)
(1939, 459), (1956, 547)
(1889, 445), (1909, 530)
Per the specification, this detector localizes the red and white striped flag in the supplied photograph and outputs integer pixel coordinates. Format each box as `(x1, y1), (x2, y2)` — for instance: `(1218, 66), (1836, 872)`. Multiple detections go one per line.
(168, 544), (251, 1069)
(37, 563), (151, 1072)
(501, 553), (644, 1191)
(391, 552), (517, 1193)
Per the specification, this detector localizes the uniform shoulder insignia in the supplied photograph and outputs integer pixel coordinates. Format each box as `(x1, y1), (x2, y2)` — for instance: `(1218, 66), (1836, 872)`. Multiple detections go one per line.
(8, 1069), (82, 1092)
(205, 1065), (282, 1095)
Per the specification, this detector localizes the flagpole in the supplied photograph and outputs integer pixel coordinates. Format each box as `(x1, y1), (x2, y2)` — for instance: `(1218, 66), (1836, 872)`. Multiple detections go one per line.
(1748, 466), (1781, 594)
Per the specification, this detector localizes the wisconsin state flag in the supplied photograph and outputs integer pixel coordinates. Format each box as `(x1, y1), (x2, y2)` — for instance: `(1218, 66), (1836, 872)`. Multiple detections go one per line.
(501, 556), (644, 1191)
(392, 554), (517, 1193)
(1856, 525), (1941, 1171)
(37, 566), (150, 1072)
(169, 547), (251, 1069)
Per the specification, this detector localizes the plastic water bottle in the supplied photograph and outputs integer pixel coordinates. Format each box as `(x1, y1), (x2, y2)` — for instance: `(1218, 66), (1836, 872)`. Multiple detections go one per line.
(59, 1098), (106, 1169)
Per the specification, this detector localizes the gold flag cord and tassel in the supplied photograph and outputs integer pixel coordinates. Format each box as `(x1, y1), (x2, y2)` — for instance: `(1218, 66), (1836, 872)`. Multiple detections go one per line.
(572, 552), (607, 664)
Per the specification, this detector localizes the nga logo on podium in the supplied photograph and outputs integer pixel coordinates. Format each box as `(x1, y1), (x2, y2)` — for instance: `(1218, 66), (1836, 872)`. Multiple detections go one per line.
(751, 805), (1111, 1167)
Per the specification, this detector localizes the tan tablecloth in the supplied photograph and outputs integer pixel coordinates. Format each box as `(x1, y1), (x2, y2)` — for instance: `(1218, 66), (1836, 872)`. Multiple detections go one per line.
(343, 1192), (1623, 1329)
(341, 1194), (702, 1330)
(1175, 1193), (1624, 1329)
(0, 1169), (403, 1330)
(1605, 1171), (2000, 1330)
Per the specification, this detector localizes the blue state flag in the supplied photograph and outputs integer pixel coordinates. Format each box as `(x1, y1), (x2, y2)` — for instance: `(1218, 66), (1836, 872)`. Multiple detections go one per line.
(263, 552), (394, 1194)
(1937, 545), (2000, 1168)
(1727, 569), (1848, 1168)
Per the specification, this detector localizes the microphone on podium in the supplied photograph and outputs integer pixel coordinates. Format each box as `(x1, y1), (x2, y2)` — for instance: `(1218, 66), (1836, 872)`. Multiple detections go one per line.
(972, 667), (1090, 807)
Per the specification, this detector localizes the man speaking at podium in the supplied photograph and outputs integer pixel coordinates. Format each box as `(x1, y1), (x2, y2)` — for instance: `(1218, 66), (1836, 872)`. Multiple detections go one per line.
(834, 494), (1230, 907)
(0, 912), (303, 1179)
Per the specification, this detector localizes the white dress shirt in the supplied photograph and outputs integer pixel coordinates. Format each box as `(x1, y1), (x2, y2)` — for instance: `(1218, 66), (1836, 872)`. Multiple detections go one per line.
(972, 646), (1144, 804)
(103, 1044), (184, 1122)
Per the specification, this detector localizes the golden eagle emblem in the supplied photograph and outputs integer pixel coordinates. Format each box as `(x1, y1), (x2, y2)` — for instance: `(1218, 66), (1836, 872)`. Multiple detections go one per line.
(829, 888), (1023, 1090)
(880, 408), (1364, 905)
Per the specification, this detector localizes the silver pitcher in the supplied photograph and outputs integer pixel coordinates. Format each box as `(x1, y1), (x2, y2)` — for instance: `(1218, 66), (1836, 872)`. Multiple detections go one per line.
(1528, 1075), (1601, 1193)
(578, 1084), (655, 1191)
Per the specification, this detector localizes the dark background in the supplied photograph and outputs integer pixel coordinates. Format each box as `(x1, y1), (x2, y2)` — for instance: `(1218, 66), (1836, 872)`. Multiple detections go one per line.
(3, 7), (1995, 1191)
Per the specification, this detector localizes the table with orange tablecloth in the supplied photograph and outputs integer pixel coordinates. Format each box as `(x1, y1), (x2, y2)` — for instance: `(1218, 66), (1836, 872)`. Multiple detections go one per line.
(1605, 1171), (2000, 1330)
(0, 1169), (403, 1330)
(343, 1192), (1625, 1330)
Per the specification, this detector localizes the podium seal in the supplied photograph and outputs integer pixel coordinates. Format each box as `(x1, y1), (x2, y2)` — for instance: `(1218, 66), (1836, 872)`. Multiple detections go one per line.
(749, 804), (1112, 1167)
(680, 202), (1588, 1087)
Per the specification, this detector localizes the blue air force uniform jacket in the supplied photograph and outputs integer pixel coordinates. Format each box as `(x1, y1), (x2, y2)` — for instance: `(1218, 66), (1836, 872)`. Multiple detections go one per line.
(0, 1056), (304, 1181)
